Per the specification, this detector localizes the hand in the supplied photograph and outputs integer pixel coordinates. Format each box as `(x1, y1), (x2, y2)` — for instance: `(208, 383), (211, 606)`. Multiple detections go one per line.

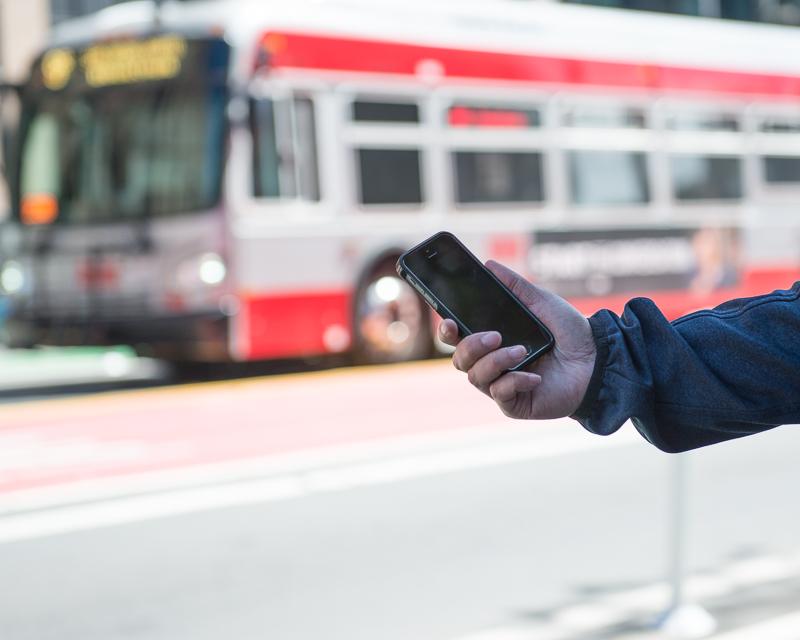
(440, 260), (596, 420)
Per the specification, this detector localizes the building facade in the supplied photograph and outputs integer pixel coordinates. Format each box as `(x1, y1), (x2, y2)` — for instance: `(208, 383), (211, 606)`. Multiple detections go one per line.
(0, 0), (50, 82)
(0, 0), (50, 218)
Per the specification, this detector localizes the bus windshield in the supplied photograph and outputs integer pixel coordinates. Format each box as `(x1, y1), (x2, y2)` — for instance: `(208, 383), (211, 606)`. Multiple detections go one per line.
(16, 36), (228, 225)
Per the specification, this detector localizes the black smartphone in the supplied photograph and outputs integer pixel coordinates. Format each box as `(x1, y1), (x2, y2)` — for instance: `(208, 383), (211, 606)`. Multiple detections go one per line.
(397, 231), (554, 370)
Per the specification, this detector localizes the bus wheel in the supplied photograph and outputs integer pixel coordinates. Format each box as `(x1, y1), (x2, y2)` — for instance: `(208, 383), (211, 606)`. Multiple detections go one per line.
(353, 266), (432, 364)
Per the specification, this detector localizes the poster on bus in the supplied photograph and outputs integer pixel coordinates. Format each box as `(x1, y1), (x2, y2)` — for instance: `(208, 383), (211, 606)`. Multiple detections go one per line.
(528, 227), (741, 299)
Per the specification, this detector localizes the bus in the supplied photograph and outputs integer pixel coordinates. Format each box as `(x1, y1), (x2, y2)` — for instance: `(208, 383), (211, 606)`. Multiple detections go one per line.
(1, 0), (799, 366)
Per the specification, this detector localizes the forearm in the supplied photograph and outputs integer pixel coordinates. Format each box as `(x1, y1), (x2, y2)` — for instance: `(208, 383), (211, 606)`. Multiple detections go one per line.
(573, 283), (800, 452)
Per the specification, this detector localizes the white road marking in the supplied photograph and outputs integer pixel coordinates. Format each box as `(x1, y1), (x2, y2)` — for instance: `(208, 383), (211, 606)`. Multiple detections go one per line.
(0, 421), (640, 544)
(452, 550), (800, 640)
(710, 610), (800, 640)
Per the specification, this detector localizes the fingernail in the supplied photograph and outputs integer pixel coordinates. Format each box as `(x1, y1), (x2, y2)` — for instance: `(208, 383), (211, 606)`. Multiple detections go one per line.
(481, 332), (500, 348)
(510, 345), (527, 359)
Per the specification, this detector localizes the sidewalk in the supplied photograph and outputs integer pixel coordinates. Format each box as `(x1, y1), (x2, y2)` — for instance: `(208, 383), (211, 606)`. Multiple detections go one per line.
(612, 568), (800, 640)
(455, 550), (800, 640)
(0, 346), (163, 392)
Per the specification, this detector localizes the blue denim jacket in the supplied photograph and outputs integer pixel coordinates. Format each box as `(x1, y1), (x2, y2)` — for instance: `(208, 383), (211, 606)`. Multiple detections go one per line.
(573, 283), (800, 453)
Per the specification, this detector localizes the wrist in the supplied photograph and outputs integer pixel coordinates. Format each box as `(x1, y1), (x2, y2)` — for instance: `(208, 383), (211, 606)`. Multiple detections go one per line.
(571, 315), (608, 420)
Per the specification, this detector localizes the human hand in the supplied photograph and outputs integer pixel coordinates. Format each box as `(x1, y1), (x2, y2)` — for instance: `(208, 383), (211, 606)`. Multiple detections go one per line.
(440, 260), (596, 420)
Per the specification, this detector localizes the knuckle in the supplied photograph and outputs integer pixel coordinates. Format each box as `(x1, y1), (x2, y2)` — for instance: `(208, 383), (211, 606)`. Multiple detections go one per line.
(490, 377), (509, 401)
(458, 337), (482, 369)
(495, 351), (513, 371)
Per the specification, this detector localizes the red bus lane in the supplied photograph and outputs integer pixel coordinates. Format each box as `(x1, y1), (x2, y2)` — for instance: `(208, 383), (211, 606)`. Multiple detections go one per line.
(0, 362), (515, 496)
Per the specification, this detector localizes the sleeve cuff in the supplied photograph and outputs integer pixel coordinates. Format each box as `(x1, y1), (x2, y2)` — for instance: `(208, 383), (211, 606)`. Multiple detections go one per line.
(571, 313), (610, 421)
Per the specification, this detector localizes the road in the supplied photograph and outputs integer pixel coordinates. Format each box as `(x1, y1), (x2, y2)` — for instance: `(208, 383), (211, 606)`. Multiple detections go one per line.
(1, 360), (799, 640)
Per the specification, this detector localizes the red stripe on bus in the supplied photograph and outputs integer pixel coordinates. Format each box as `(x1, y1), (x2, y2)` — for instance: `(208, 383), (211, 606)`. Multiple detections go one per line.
(239, 289), (352, 360)
(262, 31), (800, 98)
(236, 267), (798, 360)
(566, 266), (800, 319)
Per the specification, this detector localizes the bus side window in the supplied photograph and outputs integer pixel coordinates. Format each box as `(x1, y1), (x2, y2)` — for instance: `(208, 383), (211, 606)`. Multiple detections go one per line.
(758, 114), (800, 191)
(453, 151), (544, 204)
(251, 95), (320, 202)
(663, 107), (744, 203)
(445, 102), (544, 207)
(671, 155), (743, 201)
(569, 150), (650, 206)
(560, 100), (651, 207)
(349, 96), (425, 207)
(356, 148), (423, 205)
(763, 156), (800, 185)
(353, 100), (419, 123)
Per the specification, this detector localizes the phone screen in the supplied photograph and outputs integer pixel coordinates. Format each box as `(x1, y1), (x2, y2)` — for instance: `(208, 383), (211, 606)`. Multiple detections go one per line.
(403, 233), (552, 354)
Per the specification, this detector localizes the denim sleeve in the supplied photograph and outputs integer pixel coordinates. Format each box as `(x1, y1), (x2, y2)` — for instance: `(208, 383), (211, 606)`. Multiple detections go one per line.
(572, 283), (800, 453)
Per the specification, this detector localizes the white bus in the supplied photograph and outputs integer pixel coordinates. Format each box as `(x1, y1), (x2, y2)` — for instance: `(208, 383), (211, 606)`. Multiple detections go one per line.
(1, 0), (799, 365)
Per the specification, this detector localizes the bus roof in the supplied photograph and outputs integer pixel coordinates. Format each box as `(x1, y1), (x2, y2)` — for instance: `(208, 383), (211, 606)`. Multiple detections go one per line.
(48, 0), (800, 85)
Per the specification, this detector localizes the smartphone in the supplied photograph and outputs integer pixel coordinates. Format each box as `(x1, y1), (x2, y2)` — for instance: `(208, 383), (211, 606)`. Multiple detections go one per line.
(396, 231), (554, 370)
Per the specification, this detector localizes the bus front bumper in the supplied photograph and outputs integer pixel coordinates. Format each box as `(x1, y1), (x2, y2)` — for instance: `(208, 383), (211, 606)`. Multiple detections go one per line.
(3, 312), (231, 362)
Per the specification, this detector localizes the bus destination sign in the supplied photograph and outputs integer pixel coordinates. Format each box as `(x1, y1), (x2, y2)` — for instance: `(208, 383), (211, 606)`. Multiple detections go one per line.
(37, 35), (189, 91)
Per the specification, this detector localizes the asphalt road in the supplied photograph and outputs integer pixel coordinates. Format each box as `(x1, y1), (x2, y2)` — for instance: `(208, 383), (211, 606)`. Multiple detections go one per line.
(1, 385), (799, 640)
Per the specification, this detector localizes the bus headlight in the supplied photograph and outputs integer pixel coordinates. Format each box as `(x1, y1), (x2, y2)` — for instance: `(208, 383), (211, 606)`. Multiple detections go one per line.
(198, 253), (226, 286)
(0, 261), (25, 295)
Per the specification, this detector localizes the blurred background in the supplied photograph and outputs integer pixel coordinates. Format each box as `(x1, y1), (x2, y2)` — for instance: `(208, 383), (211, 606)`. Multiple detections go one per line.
(2, 1), (800, 639)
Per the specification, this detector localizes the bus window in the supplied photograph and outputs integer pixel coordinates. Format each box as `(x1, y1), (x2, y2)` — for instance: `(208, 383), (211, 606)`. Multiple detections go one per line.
(447, 104), (540, 128)
(15, 37), (229, 224)
(671, 155), (743, 200)
(20, 84), (224, 223)
(563, 105), (646, 128)
(356, 148), (423, 205)
(352, 100), (419, 123)
(760, 117), (800, 133)
(251, 99), (280, 198)
(763, 156), (800, 184)
(666, 111), (740, 131)
(293, 97), (320, 201)
(251, 96), (320, 201)
(568, 150), (649, 206)
(452, 151), (544, 204)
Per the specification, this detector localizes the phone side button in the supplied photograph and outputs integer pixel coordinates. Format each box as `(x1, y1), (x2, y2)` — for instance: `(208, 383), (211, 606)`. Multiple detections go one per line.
(407, 278), (438, 311)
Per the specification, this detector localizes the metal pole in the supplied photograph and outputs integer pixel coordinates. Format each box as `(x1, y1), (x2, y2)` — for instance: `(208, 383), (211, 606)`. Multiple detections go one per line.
(669, 452), (688, 612)
(657, 453), (717, 638)
(153, 0), (163, 29)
